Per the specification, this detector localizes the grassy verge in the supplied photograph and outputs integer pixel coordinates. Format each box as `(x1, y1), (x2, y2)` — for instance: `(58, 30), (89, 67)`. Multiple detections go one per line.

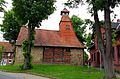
(0, 64), (118, 79)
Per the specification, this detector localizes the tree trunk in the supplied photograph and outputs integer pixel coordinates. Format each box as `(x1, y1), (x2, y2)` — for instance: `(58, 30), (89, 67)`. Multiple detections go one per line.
(104, 0), (116, 78)
(93, 0), (116, 78)
(93, 0), (106, 73)
(11, 40), (16, 65)
(23, 23), (32, 70)
(93, 2), (105, 65)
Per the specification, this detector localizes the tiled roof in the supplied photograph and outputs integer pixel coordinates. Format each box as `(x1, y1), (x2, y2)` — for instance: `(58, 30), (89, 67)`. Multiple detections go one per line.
(16, 27), (85, 48)
(0, 42), (13, 52)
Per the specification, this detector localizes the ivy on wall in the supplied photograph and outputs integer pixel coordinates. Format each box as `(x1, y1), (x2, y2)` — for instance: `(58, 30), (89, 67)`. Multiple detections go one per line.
(21, 40), (33, 69)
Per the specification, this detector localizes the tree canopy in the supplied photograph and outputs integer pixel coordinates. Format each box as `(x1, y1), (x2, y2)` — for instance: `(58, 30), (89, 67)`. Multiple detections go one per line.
(70, 15), (86, 43)
(12, 0), (56, 27)
(1, 10), (21, 43)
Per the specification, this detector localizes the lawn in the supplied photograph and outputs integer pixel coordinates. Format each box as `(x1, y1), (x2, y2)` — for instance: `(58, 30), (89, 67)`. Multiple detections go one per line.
(0, 64), (117, 79)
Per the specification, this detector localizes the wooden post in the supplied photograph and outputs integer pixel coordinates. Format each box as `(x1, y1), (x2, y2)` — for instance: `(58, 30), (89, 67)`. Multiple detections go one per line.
(53, 48), (55, 63)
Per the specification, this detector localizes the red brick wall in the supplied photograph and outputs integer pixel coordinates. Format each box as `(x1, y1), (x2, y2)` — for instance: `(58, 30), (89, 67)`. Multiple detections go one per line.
(59, 16), (76, 38)
(43, 47), (83, 65)
(43, 47), (71, 64)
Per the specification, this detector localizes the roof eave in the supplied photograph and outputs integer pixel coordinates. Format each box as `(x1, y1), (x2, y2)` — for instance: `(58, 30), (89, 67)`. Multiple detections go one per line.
(16, 44), (85, 49)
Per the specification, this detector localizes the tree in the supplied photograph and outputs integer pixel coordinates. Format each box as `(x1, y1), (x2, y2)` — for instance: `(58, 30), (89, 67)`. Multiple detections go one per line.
(70, 15), (86, 43)
(0, 10), (21, 64)
(65, 0), (120, 79)
(12, 0), (56, 70)
(86, 33), (92, 49)
(91, 0), (120, 78)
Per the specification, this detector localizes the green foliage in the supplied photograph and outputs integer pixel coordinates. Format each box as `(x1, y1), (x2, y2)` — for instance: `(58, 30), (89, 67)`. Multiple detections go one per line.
(112, 30), (117, 45)
(22, 40), (28, 54)
(22, 40), (34, 55)
(86, 0), (106, 11)
(65, 0), (83, 8)
(71, 15), (90, 62)
(0, 0), (6, 12)
(86, 0), (120, 15)
(71, 15), (86, 43)
(0, 45), (6, 61)
(108, 0), (120, 9)
(84, 51), (89, 62)
(86, 33), (92, 49)
(12, 0), (56, 27)
(21, 40), (32, 70)
(65, 0), (120, 16)
(0, 10), (21, 43)
(0, 10), (21, 65)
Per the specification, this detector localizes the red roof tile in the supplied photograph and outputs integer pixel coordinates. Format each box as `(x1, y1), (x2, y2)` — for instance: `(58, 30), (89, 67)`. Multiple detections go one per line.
(16, 27), (85, 48)
(0, 42), (13, 52)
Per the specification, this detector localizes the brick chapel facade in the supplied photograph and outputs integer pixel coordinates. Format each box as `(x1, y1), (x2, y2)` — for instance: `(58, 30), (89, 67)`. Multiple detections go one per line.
(15, 8), (85, 65)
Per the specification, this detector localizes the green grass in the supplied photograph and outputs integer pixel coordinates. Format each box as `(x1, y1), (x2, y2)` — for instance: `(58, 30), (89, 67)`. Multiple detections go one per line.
(0, 64), (118, 79)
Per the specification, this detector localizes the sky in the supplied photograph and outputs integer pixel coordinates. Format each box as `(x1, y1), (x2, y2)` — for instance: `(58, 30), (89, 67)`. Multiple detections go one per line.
(0, 0), (120, 41)
(0, 0), (94, 30)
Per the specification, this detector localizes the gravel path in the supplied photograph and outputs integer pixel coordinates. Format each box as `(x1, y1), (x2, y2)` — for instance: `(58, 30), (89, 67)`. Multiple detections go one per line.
(0, 71), (50, 79)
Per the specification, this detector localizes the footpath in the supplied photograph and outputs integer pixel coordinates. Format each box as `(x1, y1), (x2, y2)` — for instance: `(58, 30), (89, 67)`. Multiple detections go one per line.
(0, 71), (50, 79)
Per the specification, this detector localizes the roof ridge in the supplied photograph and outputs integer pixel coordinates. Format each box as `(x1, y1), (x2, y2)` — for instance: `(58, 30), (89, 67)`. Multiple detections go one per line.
(36, 28), (59, 32)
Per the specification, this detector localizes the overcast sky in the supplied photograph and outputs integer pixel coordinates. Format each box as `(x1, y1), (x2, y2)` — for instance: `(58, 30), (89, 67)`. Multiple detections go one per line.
(0, 0), (99, 30)
(0, 0), (120, 41)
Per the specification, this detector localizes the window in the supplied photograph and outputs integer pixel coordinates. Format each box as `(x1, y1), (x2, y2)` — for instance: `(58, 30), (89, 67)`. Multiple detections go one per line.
(66, 25), (70, 30)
